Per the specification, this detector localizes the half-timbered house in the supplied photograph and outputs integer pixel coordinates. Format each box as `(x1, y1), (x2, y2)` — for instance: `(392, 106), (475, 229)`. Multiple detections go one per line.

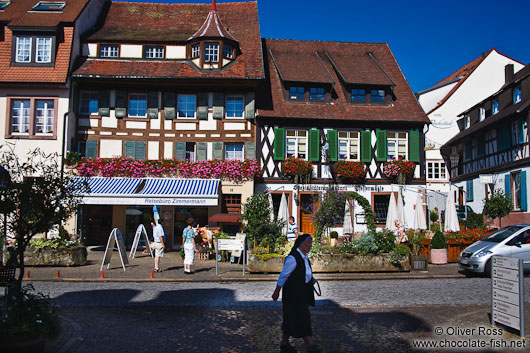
(256, 39), (430, 235)
(70, 0), (263, 247)
(441, 63), (530, 227)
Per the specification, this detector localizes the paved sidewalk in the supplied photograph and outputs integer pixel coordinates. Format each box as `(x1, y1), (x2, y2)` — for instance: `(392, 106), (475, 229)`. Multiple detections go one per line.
(21, 249), (469, 282)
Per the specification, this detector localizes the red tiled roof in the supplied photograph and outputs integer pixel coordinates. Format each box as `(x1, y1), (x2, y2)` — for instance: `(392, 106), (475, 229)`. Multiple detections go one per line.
(0, 27), (73, 83)
(76, 1), (263, 80)
(0, 0), (91, 27)
(327, 52), (393, 85)
(269, 50), (333, 84)
(257, 39), (429, 124)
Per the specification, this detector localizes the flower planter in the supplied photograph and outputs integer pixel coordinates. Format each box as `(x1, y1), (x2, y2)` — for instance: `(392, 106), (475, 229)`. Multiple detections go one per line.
(411, 254), (428, 271)
(247, 253), (410, 273)
(24, 246), (87, 266)
(430, 249), (448, 264)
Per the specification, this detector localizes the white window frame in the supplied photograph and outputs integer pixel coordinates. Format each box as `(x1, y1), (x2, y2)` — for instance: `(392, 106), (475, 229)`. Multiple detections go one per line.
(426, 161), (447, 180)
(224, 143), (244, 161)
(10, 99), (30, 134)
(191, 44), (200, 59)
(338, 131), (360, 161)
(128, 93), (147, 118)
(15, 36), (32, 63)
(387, 131), (408, 160)
(79, 91), (99, 115)
(36, 37), (52, 63)
(145, 46), (164, 59)
(185, 142), (196, 162)
(100, 45), (119, 58)
(464, 116), (470, 129)
(286, 129), (308, 160)
(223, 45), (233, 59)
(204, 42), (219, 62)
(32, 1), (65, 11)
(225, 95), (244, 119)
(512, 171), (522, 211)
(34, 99), (54, 135)
(177, 94), (196, 119)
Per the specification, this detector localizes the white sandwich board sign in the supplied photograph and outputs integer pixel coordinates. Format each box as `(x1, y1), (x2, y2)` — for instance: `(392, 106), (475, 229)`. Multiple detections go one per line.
(216, 234), (246, 276)
(129, 224), (153, 259)
(100, 228), (129, 272)
(491, 256), (525, 337)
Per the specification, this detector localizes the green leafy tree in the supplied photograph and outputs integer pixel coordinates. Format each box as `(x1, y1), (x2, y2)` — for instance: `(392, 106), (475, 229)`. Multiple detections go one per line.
(0, 146), (86, 290)
(482, 189), (512, 228)
(240, 192), (285, 252)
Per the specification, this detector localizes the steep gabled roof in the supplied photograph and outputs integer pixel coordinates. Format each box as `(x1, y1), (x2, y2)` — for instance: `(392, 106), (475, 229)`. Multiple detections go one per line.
(257, 39), (429, 124)
(188, 0), (237, 42)
(0, 0), (91, 27)
(75, 1), (263, 80)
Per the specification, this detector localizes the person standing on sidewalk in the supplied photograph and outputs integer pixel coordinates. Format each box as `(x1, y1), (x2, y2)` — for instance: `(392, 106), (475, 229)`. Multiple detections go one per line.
(151, 219), (165, 272)
(287, 216), (299, 242)
(272, 234), (321, 353)
(182, 221), (197, 274)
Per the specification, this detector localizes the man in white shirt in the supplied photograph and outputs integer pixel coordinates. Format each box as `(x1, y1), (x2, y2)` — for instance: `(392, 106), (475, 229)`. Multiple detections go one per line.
(151, 219), (165, 272)
(287, 216), (299, 242)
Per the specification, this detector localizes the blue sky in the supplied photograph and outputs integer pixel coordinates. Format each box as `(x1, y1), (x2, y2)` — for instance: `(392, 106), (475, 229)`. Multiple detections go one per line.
(116, 0), (529, 92)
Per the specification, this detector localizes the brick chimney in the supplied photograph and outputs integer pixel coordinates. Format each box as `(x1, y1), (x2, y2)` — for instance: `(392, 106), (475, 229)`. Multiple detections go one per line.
(505, 64), (514, 84)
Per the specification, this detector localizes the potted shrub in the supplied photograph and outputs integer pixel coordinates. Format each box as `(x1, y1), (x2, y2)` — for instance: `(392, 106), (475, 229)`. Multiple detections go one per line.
(430, 231), (448, 264)
(329, 231), (339, 247)
(407, 230), (428, 270)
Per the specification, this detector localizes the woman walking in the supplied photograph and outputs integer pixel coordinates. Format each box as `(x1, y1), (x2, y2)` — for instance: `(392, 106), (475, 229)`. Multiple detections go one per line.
(272, 234), (321, 353)
(182, 221), (197, 274)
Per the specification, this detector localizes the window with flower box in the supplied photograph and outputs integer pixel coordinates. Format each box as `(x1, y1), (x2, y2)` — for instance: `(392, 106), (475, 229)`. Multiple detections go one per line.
(7, 97), (57, 138)
(225, 143), (244, 161)
(387, 132), (407, 160)
(286, 130), (308, 159)
(338, 131), (360, 161)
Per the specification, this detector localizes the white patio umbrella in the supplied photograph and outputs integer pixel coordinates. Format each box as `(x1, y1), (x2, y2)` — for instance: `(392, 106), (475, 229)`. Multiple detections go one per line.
(343, 199), (353, 235)
(278, 192), (289, 235)
(413, 194), (427, 230)
(385, 193), (398, 231)
(268, 193), (275, 221)
(444, 191), (460, 232)
(396, 191), (405, 227)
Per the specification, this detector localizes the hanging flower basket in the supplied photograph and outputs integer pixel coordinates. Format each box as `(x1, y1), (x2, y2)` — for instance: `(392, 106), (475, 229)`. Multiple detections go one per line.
(333, 160), (366, 183)
(382, 157), (415, 184)
(281, 157), (313, 184)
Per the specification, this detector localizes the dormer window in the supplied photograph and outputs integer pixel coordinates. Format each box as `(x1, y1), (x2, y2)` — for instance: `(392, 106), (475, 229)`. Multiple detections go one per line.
(371, 89), (385, 102)
(310, 88), (325, 101)
(479, 108), (485, 122)
(204, 42), (219, 62)
(351, 89), (366, 102)
(192, 44), (200, 59)
(145, 46), (164, 59)
(513, 86), (522, 104)
(223, 45), (233, 59)
(13, 35), (55, 65)
(492, 100), (499, 115)
(464, 116), (470, 129)
(0, 1), (10, 10)
(100, 45), (118, 58)
(15, 37), (31, 63)
(289, 87), (305, 100)
(32, 1), (65, 11)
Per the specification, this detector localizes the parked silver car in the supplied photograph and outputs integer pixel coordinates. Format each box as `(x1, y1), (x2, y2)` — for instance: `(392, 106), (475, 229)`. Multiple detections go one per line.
(458, 224), (530, 276)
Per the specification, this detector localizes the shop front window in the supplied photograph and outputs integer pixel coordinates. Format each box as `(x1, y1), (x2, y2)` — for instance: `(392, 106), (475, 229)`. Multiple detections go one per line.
(373, 194), (391, 222)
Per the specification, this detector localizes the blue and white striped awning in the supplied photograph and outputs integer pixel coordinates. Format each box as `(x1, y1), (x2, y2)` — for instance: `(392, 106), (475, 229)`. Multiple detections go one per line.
(71, 177), (220, 206)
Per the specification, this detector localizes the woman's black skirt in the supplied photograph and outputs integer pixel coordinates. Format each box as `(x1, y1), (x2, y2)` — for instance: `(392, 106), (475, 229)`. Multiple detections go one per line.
(282, 299), (312, 338)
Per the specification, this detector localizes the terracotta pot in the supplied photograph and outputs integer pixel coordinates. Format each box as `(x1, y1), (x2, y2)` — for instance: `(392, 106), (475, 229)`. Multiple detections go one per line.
(430, 248), (448, 264)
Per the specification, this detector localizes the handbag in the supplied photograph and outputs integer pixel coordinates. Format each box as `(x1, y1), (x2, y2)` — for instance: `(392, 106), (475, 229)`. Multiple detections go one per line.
(311, 277), (321, 296)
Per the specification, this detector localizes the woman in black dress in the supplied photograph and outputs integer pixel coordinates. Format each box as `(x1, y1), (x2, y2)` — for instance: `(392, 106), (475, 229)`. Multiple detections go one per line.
(272, 234), (321, 353)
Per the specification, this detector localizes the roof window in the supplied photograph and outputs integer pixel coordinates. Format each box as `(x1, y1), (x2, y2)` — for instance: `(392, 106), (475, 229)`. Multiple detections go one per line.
(0, 1), (10, 10)
(32, 1), (66, 11)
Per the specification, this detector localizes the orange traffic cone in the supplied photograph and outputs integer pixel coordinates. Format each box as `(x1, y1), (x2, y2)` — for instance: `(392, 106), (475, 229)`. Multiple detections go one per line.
(150, 270), (154, 279)
(25, 270), (30, 279)
(100, 270), (105, 279)
(55, 271), (61, 279)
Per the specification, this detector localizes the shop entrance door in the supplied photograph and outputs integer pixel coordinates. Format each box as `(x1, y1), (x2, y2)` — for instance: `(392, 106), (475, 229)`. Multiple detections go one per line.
(300, 194), (318, 236)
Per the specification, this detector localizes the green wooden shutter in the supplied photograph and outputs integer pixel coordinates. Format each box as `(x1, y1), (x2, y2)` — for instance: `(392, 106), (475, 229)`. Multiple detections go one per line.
(519, 119), (525, 144)
(163, 92), (176, 120)
(85, 140), (97, 158)
(115, 91), (127, 118)
(197, 93), (208, 120)
(196, 142), (207, 161)
(505, 174), (511, 199)
(135, 141), (146, 160)
(175, 142), (186, 161)
(213, 93), (224, 119)
(521, 171), (527, 211)
(147, 91), (159, 119)
(273, 128), (285, 161)
(125, 141), (135, 159)
(375, 130), (387, 161)
(326, 129), (338, 162)
(361, 130), (371, 162)
(408, 130), (420, 162)
(309, 129), (320, 162)
(245, 92), (255, 121)
(244, 142), (256, 160)
(466, 180), (473, 202)
(98, 90), (110, 117)
(212, 142), (224, 160)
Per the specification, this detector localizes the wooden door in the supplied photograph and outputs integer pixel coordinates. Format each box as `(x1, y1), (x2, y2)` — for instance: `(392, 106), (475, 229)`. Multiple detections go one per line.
(300, 194), (318, 235)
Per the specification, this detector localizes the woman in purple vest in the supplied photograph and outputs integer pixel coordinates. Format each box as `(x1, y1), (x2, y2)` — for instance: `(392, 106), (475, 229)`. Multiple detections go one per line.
(272, 234), (321, 353)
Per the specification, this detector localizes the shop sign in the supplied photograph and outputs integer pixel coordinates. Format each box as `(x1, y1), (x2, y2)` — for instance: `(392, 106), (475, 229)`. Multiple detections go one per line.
(100, 228), (129, 272)
(129, 224), (152, 259)
(83, 197), (218, 206)
(491, 256), (525, 337)
(216, 235), (247, 276)
(294, 184), (384, 193)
